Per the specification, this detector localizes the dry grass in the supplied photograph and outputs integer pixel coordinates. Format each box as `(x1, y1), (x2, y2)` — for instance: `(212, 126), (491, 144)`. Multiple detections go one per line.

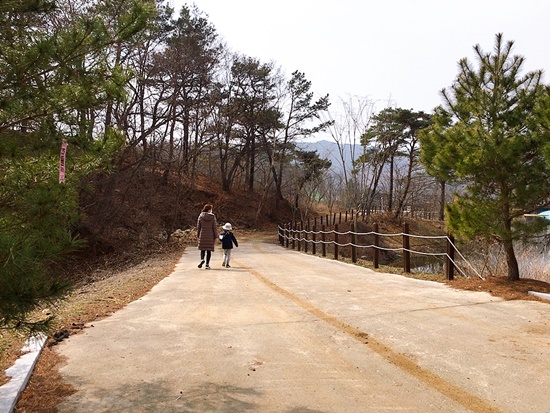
(12, 347), (77, 413)
(10, 244), (185, 412)
(0, 333), (26, 387)
(446, 275), (550, 300)
(349, 257), (550, 302)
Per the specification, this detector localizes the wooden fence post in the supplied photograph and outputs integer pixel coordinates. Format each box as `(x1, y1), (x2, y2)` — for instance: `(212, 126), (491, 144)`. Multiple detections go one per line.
(298, 221), (303, 252)
(446, 233), (455, 280)
(292, 222), (296, 250)
(334, 224), (339, 260)
(403, 223), (411, 273)
(351, 222), (357, 263)
(322, 224), (326, 257)
(304, 220), (309, 253)
(373, 223), (379, 269)
(285, 224), (289, 248)
(312, 224), (317, 255)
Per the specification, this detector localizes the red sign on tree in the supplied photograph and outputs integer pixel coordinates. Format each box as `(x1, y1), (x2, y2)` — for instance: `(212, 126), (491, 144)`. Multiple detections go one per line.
(59, 140), (68, 184)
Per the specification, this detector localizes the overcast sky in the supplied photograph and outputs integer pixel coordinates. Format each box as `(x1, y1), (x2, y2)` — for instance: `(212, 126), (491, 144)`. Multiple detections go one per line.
(169, 0), (550, 114)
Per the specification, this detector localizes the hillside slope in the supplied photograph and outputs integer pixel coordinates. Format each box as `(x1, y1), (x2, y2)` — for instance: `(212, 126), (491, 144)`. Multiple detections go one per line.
(77, 161), (292, 258)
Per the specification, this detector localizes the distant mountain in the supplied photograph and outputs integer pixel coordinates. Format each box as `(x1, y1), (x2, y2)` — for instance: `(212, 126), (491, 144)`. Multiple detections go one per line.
(297, 140), (362, 174)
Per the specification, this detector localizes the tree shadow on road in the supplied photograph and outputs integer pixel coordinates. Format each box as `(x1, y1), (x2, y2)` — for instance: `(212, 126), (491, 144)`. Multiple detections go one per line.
(177, 382), (328, 413)
(175, 381), (261, 412)
(55, 379), (328, 412)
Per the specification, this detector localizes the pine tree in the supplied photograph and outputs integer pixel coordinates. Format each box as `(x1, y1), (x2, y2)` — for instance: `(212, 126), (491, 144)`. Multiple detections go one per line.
(0, 0), (154, 331)
(419, 34), (550, 280)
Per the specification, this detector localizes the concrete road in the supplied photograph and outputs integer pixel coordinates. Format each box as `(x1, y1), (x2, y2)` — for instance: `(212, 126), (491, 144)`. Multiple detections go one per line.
(56, 236), (550, 413)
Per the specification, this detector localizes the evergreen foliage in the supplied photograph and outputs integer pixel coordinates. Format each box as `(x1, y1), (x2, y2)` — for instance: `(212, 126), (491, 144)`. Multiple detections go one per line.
(419, 34), (550, 280)
(274, 71), (332, 200)
(0, 1), (154, 331)
(359, 108), (432, 216)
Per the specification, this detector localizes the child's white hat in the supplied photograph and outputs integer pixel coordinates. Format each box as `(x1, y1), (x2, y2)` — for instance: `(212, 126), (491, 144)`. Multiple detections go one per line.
(222, 223), (232, 230)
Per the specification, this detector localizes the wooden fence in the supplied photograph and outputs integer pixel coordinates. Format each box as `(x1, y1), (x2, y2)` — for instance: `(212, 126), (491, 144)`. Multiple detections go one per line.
(277, 212), (479, 280)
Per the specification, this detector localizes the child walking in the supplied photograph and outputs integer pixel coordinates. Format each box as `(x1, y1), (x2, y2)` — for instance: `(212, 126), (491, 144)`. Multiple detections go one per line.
(219, 223), (238, 268)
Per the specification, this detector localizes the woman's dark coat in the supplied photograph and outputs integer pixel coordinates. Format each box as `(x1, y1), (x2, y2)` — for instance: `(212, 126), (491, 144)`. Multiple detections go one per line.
(197, 212), (218, 251)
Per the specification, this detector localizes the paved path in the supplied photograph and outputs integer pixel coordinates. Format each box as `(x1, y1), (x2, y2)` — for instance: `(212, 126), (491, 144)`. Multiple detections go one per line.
(56, 236), (550, 413)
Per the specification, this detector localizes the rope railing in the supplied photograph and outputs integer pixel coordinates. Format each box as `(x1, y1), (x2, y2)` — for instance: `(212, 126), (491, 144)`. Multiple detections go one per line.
(277, 220), (483, 280)
(296, 228), (451, 240)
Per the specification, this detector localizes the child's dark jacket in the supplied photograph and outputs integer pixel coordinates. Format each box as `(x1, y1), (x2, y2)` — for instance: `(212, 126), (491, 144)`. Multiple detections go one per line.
(220, 230), (238, 249)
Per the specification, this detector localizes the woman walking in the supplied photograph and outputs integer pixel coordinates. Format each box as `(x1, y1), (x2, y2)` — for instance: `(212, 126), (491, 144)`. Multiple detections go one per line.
(197, 204), (218, 269)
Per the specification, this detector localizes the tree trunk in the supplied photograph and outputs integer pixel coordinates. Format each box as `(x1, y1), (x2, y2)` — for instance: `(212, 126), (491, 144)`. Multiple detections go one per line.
(388, 155), (394, 212)
(182, 100), (190, 174)
(439, 180), (446, 221)
(271, 164), (283, 209)
(504, 238), (520, 280)
(163, 103), (177, 185)
(364, 162), (385, 213)
(501, 185), (520, 280)
(248, 133), (255, 191)
(393, 147), (416, 219)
